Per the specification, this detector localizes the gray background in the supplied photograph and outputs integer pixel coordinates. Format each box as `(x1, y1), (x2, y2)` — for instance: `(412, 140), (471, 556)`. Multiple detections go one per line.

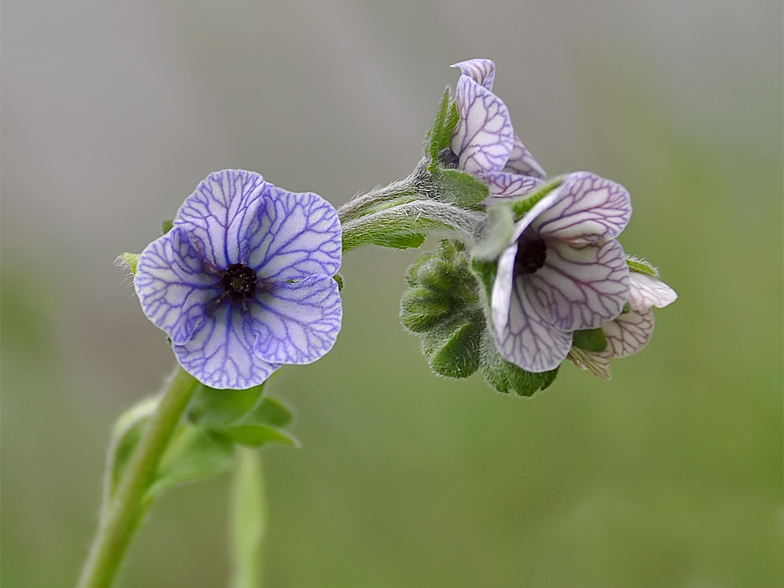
(3, 1), (782, 587)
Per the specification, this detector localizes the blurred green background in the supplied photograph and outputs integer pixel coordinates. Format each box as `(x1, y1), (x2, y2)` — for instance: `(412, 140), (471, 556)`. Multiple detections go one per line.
(2, 1), (782, 587)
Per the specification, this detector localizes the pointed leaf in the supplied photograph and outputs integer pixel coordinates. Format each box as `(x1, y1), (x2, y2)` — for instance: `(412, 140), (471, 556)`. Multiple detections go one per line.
(234, 397), (295, 429)
(187, 382), (266, 429)
(219, 425), (300, 448)
(147, 425), (235, 498)
(426, 87), (453, 163)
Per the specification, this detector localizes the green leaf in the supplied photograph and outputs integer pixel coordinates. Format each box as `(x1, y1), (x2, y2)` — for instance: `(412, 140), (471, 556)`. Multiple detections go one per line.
(433, 168), (489, 208)
(479, 332), (560, 397)
(572, 328), (608, 352)
(218, 425), (300, 448)
(627, 255), (659, 277)
(426, 87), (452, 163)
(234, 397), (295, 429)
(470, 257), (498, 301)
(162, 219), (174, 234)
(147, 425), (235, 498)
(187, 382), (266, 429)
(105, 396), (158, 504)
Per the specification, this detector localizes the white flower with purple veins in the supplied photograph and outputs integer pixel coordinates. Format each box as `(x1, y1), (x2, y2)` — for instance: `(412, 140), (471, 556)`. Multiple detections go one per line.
(448, 58), (546, 205)
(570, 272), (678, 380)
(134, 170), (342, 389)
(491, 172), (633, 372)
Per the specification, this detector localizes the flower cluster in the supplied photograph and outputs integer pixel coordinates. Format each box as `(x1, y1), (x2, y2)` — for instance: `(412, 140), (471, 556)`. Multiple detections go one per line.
(442, 59), (675, 380)
(134, 170), (342, 389)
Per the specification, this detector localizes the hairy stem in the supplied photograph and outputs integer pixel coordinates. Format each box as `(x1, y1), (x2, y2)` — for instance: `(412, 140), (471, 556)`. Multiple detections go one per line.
(77, 367), (199, 588)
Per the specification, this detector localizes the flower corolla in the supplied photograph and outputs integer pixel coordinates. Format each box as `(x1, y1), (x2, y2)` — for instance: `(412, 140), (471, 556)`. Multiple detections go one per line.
(134, 169), (342, 389)
(449, 58), (546, 205)
(569, 272), (677, 379)
(491, 172), (632, 372)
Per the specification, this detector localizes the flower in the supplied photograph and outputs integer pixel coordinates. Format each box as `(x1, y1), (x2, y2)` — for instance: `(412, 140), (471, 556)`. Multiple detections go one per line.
(491, 172), (632, 372)
(449, 59), (546, 205)
(569, 272), (678, 379)
(134, 169), (343, 389)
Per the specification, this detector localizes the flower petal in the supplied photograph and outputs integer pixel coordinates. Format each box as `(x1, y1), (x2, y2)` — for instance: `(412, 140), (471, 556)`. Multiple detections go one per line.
(451, 76), (515, 175)
(250, 275), (342, 365)
(174, 169), (268, 269)
(173, 303), (280, 390)
(493, 272), (573, 372)
(527, 239), (630, 332)
(533, 172), (632, 243)
(479, 170), (543, 206)
(628, 273), (677, 312)
(603, 308), (655, 358)
(452, 58), (495, 90)
(247, 187), (342, 280)
(134, 227), (218, 345)
(503, 135), (546, 179)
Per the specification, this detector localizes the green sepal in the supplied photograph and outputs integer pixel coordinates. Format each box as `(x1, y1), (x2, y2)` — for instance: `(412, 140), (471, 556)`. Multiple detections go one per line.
(432, 167), (490, 208)
(572, 328), (608, 352)
(471, 205), (514, 260)
(162, 220), (174, 235)
(479, 332), (560, 397)
(105, 396), (158, 505)
(187, 382), (267, 429)
(510, 176), (565, 220)
(146, 425), (235, 498)
(469, 257), (498, 301)
(333, 273), (344, 291)
(216, 425), (300, 448)
(118, 252), (140, 275)
(426, 87), (453, 164)
(627, 255), (659, 277)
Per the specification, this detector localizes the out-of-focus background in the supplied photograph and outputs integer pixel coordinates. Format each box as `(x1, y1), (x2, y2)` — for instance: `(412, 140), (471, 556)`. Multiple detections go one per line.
(2, 0), (782, 586)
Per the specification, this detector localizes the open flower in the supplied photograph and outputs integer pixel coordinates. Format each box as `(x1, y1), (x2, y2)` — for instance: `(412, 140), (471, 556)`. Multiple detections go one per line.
(569, 272), (678, 379)
(134, 169), (342, 389)
(449, 58), (546, 205)
(491, 172), (632, 372)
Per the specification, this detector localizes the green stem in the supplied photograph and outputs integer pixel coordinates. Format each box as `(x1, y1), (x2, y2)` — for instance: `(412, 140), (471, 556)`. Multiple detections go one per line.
(77, 367), (199, 588)
(337, 175), (420, 224)
(230, 448), (267, 588)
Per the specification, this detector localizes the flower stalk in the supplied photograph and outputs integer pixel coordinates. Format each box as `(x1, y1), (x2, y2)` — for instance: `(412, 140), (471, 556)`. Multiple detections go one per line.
(230, 448), (268, 588)
(77, 367), (200, 588)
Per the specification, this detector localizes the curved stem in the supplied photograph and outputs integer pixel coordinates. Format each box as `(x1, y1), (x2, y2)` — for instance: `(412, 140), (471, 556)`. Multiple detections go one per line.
(337, 176), (420, 224)
(229, 448), (267, 588)
(77, 367), (199, 588)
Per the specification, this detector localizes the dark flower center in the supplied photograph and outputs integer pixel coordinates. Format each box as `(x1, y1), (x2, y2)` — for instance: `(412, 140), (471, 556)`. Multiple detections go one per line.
(437, 147), (460, 169)
(514, 239), (547, 275)
(219, 264), (258, 302)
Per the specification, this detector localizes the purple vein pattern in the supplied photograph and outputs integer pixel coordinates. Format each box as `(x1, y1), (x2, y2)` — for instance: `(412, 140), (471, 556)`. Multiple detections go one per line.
(450, 59), (545, 205)
(491, 172), (633, 372)
(569, 272), (677, 380)
(135, 169), (342, 389)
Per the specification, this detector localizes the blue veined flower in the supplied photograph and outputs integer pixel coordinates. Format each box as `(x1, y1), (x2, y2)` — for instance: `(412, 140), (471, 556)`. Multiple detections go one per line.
(134, 169), (342, 389)
(569, 272), (678, 380)
(448, 58), (546, 205)
(491, 172), (632, 372)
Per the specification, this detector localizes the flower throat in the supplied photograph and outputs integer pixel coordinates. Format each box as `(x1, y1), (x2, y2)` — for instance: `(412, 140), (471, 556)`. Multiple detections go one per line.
(219, 264), (258, 302)
(514, 239), (547, 275)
